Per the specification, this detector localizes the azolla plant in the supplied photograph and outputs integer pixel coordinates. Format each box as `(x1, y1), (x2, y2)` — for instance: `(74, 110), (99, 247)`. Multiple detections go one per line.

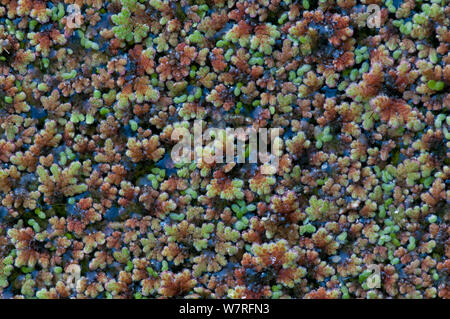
(0, 0), (449, 299)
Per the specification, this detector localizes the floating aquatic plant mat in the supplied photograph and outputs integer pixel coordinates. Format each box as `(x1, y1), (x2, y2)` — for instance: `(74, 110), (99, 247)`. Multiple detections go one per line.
(0, 0), (448, 299)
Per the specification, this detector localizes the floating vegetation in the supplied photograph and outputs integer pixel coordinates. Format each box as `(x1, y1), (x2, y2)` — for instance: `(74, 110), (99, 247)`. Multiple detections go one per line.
(0, 0), (448, 299)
